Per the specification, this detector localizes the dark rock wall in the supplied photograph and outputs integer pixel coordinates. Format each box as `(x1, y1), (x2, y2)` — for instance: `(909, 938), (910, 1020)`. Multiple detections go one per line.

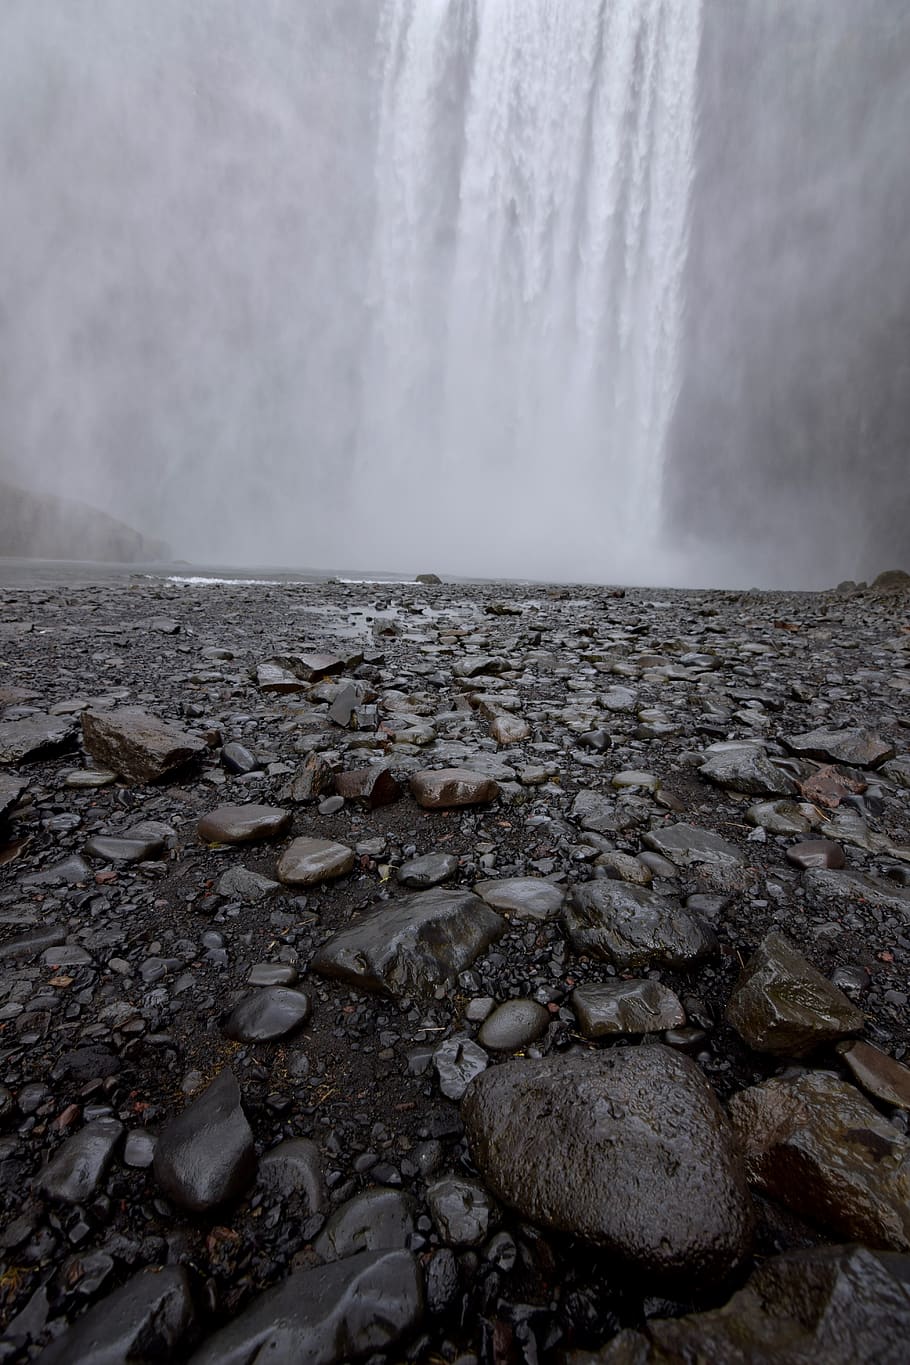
(667, 1), (910, 585)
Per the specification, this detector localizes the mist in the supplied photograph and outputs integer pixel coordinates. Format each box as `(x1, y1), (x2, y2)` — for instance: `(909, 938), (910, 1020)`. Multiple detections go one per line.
(1, 1), (907, 586)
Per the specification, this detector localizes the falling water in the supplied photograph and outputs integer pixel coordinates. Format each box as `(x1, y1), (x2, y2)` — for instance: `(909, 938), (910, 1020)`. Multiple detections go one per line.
(356, 0), (703, 580)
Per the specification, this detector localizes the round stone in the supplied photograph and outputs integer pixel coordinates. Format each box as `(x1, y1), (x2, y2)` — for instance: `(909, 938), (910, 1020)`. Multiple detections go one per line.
(477, 999), (550, 1052)
(198, 805), (292, 844)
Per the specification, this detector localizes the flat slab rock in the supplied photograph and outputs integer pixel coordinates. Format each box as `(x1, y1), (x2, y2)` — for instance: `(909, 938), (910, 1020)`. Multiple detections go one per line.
(188, 1248), (423, 1365)
(410, 768), (500, 808)
(153, 1069), (255, 1213)
(311, 888), (506, 999)
(474, 877), (565, 921)
(81, 708), (205, 782)
(38, 1266), (198, 1365)
(462, 1045), (753, 1282)
(0, 713), (76, 764)
(729, 1069), (910, 1250)
(198, 804), (291, 844)
(725, 931), (864, 1056)
(589, 1245), (910, 1365)
(784, 726), (895, 769)
(571, 980), (686, 1037)
(564, 880), (717, 971)
(643, 821), (744, 867)
(698, 743), (797, 797)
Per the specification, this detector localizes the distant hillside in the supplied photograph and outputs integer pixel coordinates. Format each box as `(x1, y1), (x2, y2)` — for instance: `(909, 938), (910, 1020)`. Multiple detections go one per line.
(0, 481), (170, 562)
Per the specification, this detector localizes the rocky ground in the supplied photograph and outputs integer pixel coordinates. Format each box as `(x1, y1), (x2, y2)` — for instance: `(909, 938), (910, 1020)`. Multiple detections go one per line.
(0, 565), (909, 1364)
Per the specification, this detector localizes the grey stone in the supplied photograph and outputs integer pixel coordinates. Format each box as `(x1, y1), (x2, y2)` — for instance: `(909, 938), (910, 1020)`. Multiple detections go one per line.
(310, 888), (506, 999)
(643, 822), (744, 868)
(276, 837), (355, 886)
(571, 789), (616, 834)
(314, 1188), (415, 1261)
(729, 1070), (910, 1249)
(399, 852), (460, 888)
(334, 764), (402, 808)
(81, 708), (205, 782)
(565, 881), (717, 971)
(434, 1034), (489, 1101)
(784, 726), (895, 769)
(153, 1069), (255, 1212)
(785, 839), (846, 870)
(0, 925), (66, 961)
(37, 1266), (198, 1365)
(699, 742), (797, 796)
(410, 768), (500, 808)
(474, 877), (565, 921)
(571, 980), (686, 1038)
(223, 987), (312, 1042)
(216, 865), (280, 904)
(726, 932), (864, 1056)
(427, 1176), (496, 1247)
(248, 962), (298, 986)
(0, 714), (76, 764)
(84, 833), (165, 863)
(462, 1046), (753, 1282)
(34, 1118), (124, 1204)
(746, 800), (814, 834)
(258, 1138), (325, 1209)
(0, 773), (26, 820)
(221, 741), (261, 774)
(123, 1130), (157, 1168)
(198, 804), (291, 843)
(477, 998), (550, 1051)
(188, 1249), (423, 1365)
(804, 867), (910, 917)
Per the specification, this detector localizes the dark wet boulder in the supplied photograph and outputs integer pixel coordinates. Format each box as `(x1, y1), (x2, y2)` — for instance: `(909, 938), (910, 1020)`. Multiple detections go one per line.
(571, 980), (686, 1038)
(410, 768), (500, 808)
(81, 708), (205, 782)
(33, 1118), (124, 1204)
(36, 1266), (199, 1365)
(698, 743), (798, 797)
(153, 1069), (255, 1213)
(198, 803), (291, 843)
(313, 1188), (415, 1261)
(462, 1045), (753, 1283)
(729, 1070), (910, 1250)
(726, 932), (864, 1056)
(222, 987), (312, 1042)
(564, 881), (717, 971)
(188, 1249), (423, 1365)
(310, 888), (506, 999)
(643, 821), (744, 868)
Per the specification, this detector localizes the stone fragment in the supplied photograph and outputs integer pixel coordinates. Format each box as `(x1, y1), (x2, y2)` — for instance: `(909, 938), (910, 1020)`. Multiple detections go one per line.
(153, 1069), (255, 1212)
(462, 1046), (752, 1282)
(221, 741), (261, 774)
(588, 1245), (910, 1365)
(726, 932), (864, 1056)
(786, 838), (846, 870)
(289, 752), (334, 802)
(785, 726), (895, 769)
(256, 661), (307, 693)
(0, 773), (25, 821)
(0, 714), (76, 764)
(84, 832), (165, 862)
(427, 1177), (496, 1247)
(489, 713), (530, 745)
(276, 837), (355, 886)
(198, 803), (291, 844)
(434, 1035), (488, 1101)
(595, 850), (653, 886)
(34, 1118), (124, 1204)
(310, 888), (506, 999)
(223, 987), (312, 1042)
(314, 1188), (415, 1261)
(188, 1249), (423, 1365)
(248, 962), (298, 986)
(643, 822), (744, 868)
(398, 852), (459, 888)
(258, 1139), (325, 1209)
(334, 764), (402, 808)
(565, 881), (717, 971)
(81, 708), (205, 782)
(571, 789), (615, 834)
(477, 998), (550, 1051)
(746, 800), (814, 834)
(699, 742), (797, 796)
(729, 1070), (910, 1249)
(571, 980), (686, 1038)
(37, 1267), (198, 1365)
(839, 1040), (910, 1111)
(410, 768), (499, 808)
(474, 877), (564, 921)
(216, 865), (279, 904)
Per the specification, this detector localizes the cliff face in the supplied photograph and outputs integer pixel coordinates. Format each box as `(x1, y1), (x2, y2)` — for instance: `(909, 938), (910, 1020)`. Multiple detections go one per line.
(0, 482), (170, 562)
(666, 1), (910, 585)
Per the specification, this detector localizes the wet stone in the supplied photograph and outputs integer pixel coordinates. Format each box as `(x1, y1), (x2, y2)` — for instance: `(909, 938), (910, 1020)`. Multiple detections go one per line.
(729, 1070), (910, 1250)
(153, 1068), (255, 1213)
(311, 888), (506, 999)
(221, 740), (261, 774)
(222, 986), (312, 1042)
(746, 800), (814, 834)
(188, 1249), (423, 1365)
(565, 881), (717, 971)
(698, 742), (797, 796)
(726, 931), (864, 1056)
(786, 838), (846, 870)
(123, 1129), (157, 1168)
(474, 876), (565, 921)
(0, 925), (66, 961)
(784, 726), (896, 769)
(434, 1034), (488, 1101)
(477, 998), (550, 1051)
(276, 836), (355, 886)
(84, 833), (165, 862)
(248, 962), (298, 986)
(198, 803), (291, 843)
(314, 1188), (415, 1260)
(334, 764), (402, 808)
(571, 980), (686, 1038)
(410, 768), (500, 808)
(0, 773), (26, 820)
(838, 1040), (910, 1111)
(462, 1045), (753, 1283)
(81, 707), (205, 782)
(38, 1266), (198, 1365)
(258, 1138), (325, 1209)
(398, 852), (460, 888)
(427, 1176), (496, 1247)
(215, 865), (280, 904)
(34, 1118), (124, 1204)
(643, 822), (744, 868)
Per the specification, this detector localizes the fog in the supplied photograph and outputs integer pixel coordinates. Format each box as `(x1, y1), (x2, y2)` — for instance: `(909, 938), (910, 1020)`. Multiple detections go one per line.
(1, 1), (907, 585)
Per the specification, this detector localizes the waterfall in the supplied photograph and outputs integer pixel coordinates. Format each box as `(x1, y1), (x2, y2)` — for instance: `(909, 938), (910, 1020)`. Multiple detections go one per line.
(356, 0), (702, 580)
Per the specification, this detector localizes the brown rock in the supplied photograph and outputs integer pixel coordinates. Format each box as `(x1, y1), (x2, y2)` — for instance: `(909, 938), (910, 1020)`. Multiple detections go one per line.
(839, 1040), (910, 1111)
(81, 709), (205, 783)
(198, 805), (291, 844)
(410, 768), (500, 808)
(276, 837), (355, 886)
(726, 932), (864, 1056)
(335, 765), (402, 808)
(785, 839), (846, 870)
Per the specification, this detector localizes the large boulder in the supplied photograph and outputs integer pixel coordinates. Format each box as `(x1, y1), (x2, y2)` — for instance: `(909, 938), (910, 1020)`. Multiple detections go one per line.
(153, 1070), (255, 1213)
(564, 881), (717, 971)
(81, 708), (205, 783)
(461, 1045), (753, 1283)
